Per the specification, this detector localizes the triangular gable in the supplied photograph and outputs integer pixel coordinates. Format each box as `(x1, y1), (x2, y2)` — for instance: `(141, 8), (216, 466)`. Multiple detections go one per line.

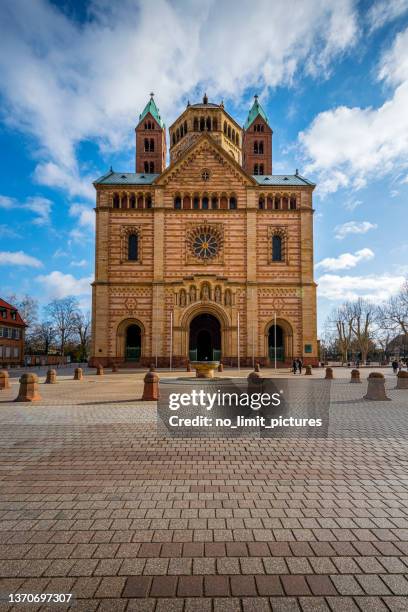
(154, 134), (257, 187)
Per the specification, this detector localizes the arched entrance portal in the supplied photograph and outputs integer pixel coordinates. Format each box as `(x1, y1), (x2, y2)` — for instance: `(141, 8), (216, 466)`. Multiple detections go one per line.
(189, 314), (221, 361)
(268, 325), (284, 362)
(125, 324), (141, 361)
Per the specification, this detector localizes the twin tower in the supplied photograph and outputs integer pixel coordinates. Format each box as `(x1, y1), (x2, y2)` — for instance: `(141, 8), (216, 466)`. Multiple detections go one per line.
(135, 93), (273, 176)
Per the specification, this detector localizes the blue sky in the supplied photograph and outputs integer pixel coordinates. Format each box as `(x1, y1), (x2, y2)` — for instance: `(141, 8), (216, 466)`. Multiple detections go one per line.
(1, 0), (408, 331)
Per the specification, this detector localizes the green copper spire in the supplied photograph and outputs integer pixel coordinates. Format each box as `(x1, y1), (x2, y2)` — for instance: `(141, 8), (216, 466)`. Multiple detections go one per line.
(244, 94), (269, 130)
(138, 93), (165, 128)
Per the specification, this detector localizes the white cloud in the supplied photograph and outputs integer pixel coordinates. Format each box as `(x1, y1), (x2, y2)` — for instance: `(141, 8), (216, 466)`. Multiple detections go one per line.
(0, 193), (52, 225)
(344, 198), (362, 211)
(70, 259), (88, 268)
(36, 270), (92, 299)
(69, 203), (95, 229)
(0, 225), (19, 239)
(367, 0), (408, 33)
(317, 273), (405, 301)
(299, 26), (408, 194)
(334, 220), (377, 240)
(316, 248), (374, 271)
(0, 0), (358, 196)
(0, 250), (43, 268)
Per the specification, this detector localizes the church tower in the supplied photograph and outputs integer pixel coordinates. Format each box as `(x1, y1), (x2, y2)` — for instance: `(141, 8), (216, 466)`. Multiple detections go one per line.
(135, 94), (166, 173)
(242, 95), (272, 175)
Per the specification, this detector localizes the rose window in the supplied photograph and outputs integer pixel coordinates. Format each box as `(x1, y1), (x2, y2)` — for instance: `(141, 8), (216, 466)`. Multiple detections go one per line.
(187, 226), (222, 260)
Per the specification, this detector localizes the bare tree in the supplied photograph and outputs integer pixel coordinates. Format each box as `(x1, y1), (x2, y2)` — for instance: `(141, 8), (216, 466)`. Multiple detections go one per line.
(6, 293), (39, 328)
(329, 303), (355, 364)
(72, 311), (91, 360)
(350, 298), (375, 363)
(45, 297), (79, 355)
(30, 322), (56, 355)
(377, 279), (408, 335)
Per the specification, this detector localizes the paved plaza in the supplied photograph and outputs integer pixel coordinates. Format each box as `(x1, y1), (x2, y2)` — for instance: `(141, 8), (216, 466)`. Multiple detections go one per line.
(1, 366), (408, 611)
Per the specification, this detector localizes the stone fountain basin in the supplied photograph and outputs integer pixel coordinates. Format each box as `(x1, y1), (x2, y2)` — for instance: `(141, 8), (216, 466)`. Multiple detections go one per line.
(190, 361), (220, 378)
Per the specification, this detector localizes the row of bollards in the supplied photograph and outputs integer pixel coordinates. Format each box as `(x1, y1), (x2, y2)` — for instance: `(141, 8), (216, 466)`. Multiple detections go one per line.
(2, 366), (408, 403)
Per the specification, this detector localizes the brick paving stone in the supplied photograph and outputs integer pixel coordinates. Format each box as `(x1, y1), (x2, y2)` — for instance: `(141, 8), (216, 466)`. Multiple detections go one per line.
(306, 574), (337, 595)
(269, 596), (300, 611)
(122, 576), (151, 598)
(204, 575), (230, 596)
(298, 597), (331, 611)
(255, 574), (284, 596)
(281, 575), (311, 596)
(94, 576), (126, 598)
(177, 575), (203, 597)
(150, 575), (178, 597)
(184, 598), (212, 612)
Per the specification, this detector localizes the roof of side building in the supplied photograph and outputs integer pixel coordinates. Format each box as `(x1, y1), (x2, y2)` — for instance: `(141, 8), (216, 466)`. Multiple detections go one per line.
(253, 174), (315, 186)
(94, 171), (160, 186)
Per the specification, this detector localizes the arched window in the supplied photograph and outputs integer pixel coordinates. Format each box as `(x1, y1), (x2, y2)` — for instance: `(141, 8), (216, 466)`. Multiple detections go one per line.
(213, 118), (218, 130)
(206, 116), (211, 131)
(183, 195), (191, 209)
(121, 194), (128, 208)
(200, 117), (205, 131)
(174, 195), (182, 209)
(259, 196), (265, 210)
(259, 164), (264, 175)
(254, 141), (259, 154)
(129, 194), (136, 209)
(144, 122), (147, 129)
(274, 197), (280, 210)
(113, 193), (120, 208)
(149, 162), (155, 173)
(227, 125), (231, 139)
(254, 164), (259, 175)
(172, 133), (176, 145)
(176, 128), (180, 142)
(193, 117), (198, 131)
(232, 129), (235, 142)
(272, 235), (282, 262)
(128, 234), (138, 261)
(223, 121), (227, 134)
(184, 120), (187, 133)
(229, 196), (237, 210)
(193, 196), (200, 209)
(290, 195), (297, 210)
(137, 195), (144, 209)
(145, 195), (152, 209)
(235, 133), (239, 146)
(259, 141), (264, 154)
(144, 138), (149, 152)
(267, 196), (273, 209)
(202, 196), (209, 209)
(150, 138), (154, 152)
(282, 196), (289, 210)
(220, 195), (228, 209)
(144, 161), (149, 173)
(211, 196), (218, 209)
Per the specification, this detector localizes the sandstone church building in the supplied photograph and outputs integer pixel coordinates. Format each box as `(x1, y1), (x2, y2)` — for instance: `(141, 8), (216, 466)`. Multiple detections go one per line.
(90, 94), (318, 367)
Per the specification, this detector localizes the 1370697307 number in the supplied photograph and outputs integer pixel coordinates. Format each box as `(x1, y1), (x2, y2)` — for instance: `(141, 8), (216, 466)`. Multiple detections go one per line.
(8, 593), (73, 603)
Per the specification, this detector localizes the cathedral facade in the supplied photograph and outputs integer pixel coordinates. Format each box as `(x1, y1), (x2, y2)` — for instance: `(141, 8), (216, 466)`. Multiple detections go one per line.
(90, 94), (318, 367)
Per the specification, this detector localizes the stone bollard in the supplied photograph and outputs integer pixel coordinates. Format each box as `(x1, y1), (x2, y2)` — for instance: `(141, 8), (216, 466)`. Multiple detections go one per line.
(15, 373), (41, 402)
(45, 369), (57, 384)
(111, 362), (118, 373)
(325, 367), (333, 380)
(186, 361), (192, 372)
(350, 369), (361, 383)
(96, 364), (104, 376)
(218, 363), (224, 372)
(254, 362), (261, 373)
(142, 367), (159, 401)
(0, 370), (11, 390)
(396, 371), (408, 390)
(305, 365), (312, 376)
(74, 367), (83, 381)
(364, 372), (390, 401)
